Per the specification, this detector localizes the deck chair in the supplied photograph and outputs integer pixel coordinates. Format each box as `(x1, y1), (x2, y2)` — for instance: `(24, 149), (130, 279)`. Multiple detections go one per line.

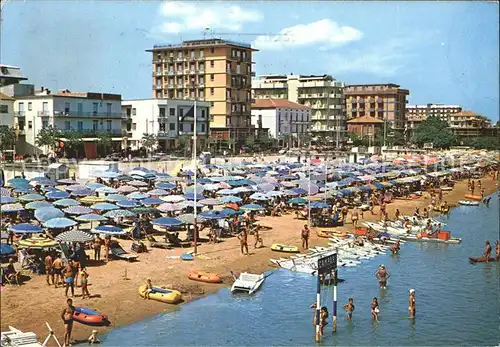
(146, 235), (172, 249)
(110, 242), (138, 262)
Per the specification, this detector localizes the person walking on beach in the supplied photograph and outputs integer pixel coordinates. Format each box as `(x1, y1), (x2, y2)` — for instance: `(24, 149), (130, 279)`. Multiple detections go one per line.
(104, 236), (111, 262)
(344, 298), (355, 321)
(351, 208), (359, 229)
(371, 297), (380, 321)
(93, 236), (102, 261)
(301, 224), (310, 250)
(61, 298), (75, 347)
(375, 264), (390, 289)
(63, 260), (75, 297)
(45, 252), (54, 286)
(253, 227), (263, 249)
(379, 202), (386, 221)
(53, 254), (63, 288)
(238, 228), (249, 255)
(80, 268), (91, 299)
(484, 241), (492, 261)
(408, 289), (416, 318)
(470, 180), (475, 195)
(394, 208), (400, 221)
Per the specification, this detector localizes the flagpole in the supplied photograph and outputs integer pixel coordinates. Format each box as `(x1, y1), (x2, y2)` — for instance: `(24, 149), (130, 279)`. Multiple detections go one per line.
(193, 100), (198, 256)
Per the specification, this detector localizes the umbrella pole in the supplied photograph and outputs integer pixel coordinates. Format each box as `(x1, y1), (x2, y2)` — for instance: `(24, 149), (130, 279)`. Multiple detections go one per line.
(193, 100), (198, 256)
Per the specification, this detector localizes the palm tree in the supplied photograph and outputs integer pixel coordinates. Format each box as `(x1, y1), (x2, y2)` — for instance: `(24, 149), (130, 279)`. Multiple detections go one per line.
(142, 134), (158, 157)
(0, 126), (16, 152)
(35, 126), (58, 154)
(96, 132), (112, 157)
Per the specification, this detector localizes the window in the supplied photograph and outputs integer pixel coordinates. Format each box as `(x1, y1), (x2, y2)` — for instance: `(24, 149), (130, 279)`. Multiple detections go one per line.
(159, 107), (166, 117)
(201, 109), (206, 118)
(65, 121), (70, 130)
(190, 124), (194, 132)
(210, 61), (214, 68)
(0, 105), (7, 113)
(131, 123), (136, 131)
(201, 123), (206, 132)
(65, 102), (70, 113)
(77, 121), (83, 131)
(169, 108), (175, 116)
(169, 123), (175, 130)
(210, 102), (214, 107)
(18, 102), (24, 112)
(179, 109), (184, 118)
(93, 102), (98, 114)
(210, 74), (214, 81)
(210, 47), (214, 54)
(106, 120), (112, 131)
(93, 120), (98, 131)
(28, 102), (32, 111)
(42, 121), (48, 129)
(77, 103), (83, 115)
(132, 108), (136, 116)
(210, 88), (214, 96)
(106, 103), (112, 115)
(28, 121), (33, 129)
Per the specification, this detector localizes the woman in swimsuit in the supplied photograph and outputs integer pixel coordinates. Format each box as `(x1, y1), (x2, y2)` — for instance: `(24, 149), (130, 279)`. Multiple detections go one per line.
(61, 298), (75, 347)
(80, 268), (90, 299)
(371, 297), (380, 321)
(408, 289), (416, 318)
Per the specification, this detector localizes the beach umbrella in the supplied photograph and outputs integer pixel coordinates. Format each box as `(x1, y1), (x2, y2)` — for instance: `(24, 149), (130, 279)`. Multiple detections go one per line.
(283, 189), (299, 196)
(310, 201), (329, 209)
(71, 189), (95, 197)
(233, 186), (253, 193)
(178, 213), (205, 224)
(203, 184), (221, 191)
(91, 225), (126, 235)
(75, 213), (108, 222)
(0, 196), (18, 204)
(103, 209), (135, 218)
(13, 187), (34, 194)
(217, 189), (236, 195)
(1, 203), (24, 212)
(131, 207), (156, 214)
(9, 223), (43, 234)
(288, 197), (307, 205)
(96, 186), (118, 194)
(147, 189), (169, 196)
(219, 196), (242, 203)
(17, 237), (58, 249)
(116, 200), (141, 208)
(199, 198), (224, 206)
(184, 193), (205, 200)
(45, 190), (70, 200)
(55, 229), (94, 243)
(265, 191), (283, 198)
(225, 202), (239, 210)
(18, 193), (45, 202)
(65, 185), (87, 191)
(90, 203), (119, 211)
(240, 203), (264, 211)
(199, 210), (229, 220)
(126, 192), (150, 200)
(256, 183), (275, 192)
(154, 182), (176, 190)
(141, 197), (164, 206)
(179, 200), (203, 208)
(106, 194), (128, 202)
(7, 178), (29, 187)
(117, 185), (138, 193)
(157, 203), (183, 212)
(249, 193), (269, 201)
(30, 177), (57, 186)
(86, 183), (106, 190)
(53, 198), (81, 207)
(43, 217), (77, 229)
(58, 179), (79, 185)
(128, 180), (148, 187)
(151, 217), (183, 227)
(0, 187), (10, 196)
(25, 201), (52, 210)
(184, 184), (205, 194)
(161, 195), (185, 203)
(80, 196), (106, 204)
(63, 205), (93, 215)
(0, 243), (15, 256)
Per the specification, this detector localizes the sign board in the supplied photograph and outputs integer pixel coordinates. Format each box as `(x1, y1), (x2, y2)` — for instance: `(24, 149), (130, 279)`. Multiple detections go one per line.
(317, 253), (337, 275)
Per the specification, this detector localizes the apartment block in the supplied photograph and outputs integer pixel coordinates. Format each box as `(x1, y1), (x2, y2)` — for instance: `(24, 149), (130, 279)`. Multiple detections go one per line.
(405, 103), (462, 132)
(252, 74), (345, 144)
(13, 88), (124, 155)
(122, 99), (210, 151)
(0, 65), (27, 87)
(0, 92), (15, 128)
(344, 84), (409, 130)
(449, 111), (492, 137)
(251, 99), (310, 143)
(146, 39), (257, 143)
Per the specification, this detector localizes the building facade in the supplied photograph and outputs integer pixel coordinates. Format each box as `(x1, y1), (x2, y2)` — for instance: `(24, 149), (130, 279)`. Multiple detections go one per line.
(344, 84), (409, 130)
(449, 111), (492, 137)
(0, 65), (27, 87)
(252, 74), (345, 144)
(346, 115), (384, 141)
(146, 39), (257, 144)
(122, 99), (210, 151)
(13, 88), (124, 154)
(0, 92), (15, 127)
(251, 99), (310, 144)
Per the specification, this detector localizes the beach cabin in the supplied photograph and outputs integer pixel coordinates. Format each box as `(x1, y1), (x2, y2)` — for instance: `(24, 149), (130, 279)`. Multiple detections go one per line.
(46, 163), (69, 181)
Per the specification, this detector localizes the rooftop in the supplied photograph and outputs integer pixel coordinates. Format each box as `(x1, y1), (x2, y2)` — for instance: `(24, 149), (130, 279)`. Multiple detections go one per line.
(347, 115), (385, 124)
(147, 38), (257, 52)
(452, 111), (484, 118)
(15, 89), (121, 101)
(252, 99), (311, 110)
(0, 92), (15, 101)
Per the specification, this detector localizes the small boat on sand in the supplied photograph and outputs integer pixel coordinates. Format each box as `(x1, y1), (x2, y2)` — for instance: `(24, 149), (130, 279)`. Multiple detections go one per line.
(73, 307), (109, 326)
(271, 244), (299, 253)
(458, 200), (479, 206)
(231, 272), (265, 295)
(188, 271), (222, 283)
(464, 194), (482, 201)
(138, 285), (182, 304)
(469, 256), (497, 263)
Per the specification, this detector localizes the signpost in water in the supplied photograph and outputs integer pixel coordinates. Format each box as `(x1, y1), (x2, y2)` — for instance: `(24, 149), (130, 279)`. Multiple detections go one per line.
(315, 253), (338, 341)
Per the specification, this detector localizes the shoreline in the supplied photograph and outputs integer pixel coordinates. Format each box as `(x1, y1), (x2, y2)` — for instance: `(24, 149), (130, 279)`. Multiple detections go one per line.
(1, 176), (497, 344)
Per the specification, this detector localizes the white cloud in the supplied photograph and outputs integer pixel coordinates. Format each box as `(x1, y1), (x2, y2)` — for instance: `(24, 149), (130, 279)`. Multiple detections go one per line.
(253, 19), (362, 50)
(156, 1), (263, 35)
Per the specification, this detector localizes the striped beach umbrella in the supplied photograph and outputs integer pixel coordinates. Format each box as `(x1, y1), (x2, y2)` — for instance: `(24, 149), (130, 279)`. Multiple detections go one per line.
(53, 198), (81, 207)
(55, 229), (93, 243)
(63, 205), (93, 215)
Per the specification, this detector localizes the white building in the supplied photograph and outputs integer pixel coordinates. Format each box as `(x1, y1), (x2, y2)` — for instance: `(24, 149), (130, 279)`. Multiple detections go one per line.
(121, 98), (211, 151)
(251, 99), (311, 145)
(0, 92), (15, 127)
(13, 88), (124, 155)
(0, 65), (27, 87)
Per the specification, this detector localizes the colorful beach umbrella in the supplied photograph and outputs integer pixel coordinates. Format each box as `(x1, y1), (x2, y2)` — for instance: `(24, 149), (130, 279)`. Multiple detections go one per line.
(151, 217), (183, 227)
(65, 185), (87, 191)
(71, 189), (95, 197)
(80, 196), (106, 204)
(58, 179), (80, 185)
(161, 195), (185, 203)
(53, 198), (81, 207)
(116, 185), (138, 193)
(219, 196), (242, 203)
(86, 183), (106, 190)
(96, 186), (118, 194)
(1, 203), (24, 213)
(25, 201), (52, 210)
(106, 194), (128, 202)
(75, 213), (108, 222)
(43, 217), (77, 229)
(128, 180), (148, 187)
(55, 229), (94, 243)
(90, 203), (119, 211)
(116, 200), (141, 208)
(0, 196), (18, 204)
(240, 203), (264, 211)
(63, 205), (93, 215)
(157, 203), (183, 212)
(199, 198), (224, 206)
(103, 209), (135, 218)
(141, 197), (164, 206)
(91, 225), (126, 235)
(45, 190), (71, 200)
(127, 192), (150, 200)
(18, 193), (45, 202)
(154, 182), (176, 190)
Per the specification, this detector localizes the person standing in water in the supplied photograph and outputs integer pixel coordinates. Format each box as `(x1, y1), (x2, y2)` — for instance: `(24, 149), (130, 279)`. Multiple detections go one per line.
(495, 240), (500, 261)
(371, 297), (380, 321)
(343, 298), (355, 321)
(408, 289), (416, 318)
(375, 264), (390, 289)
(61, 298), (75, 347)
(484, 241), (492, 261)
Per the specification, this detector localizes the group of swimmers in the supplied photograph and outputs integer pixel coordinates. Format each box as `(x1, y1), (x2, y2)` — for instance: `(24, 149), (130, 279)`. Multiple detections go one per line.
(484, 240), (500, 261)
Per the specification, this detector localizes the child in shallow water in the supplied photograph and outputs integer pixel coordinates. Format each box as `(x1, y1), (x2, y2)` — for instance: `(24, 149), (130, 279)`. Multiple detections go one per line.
(343, 298), (355, 321)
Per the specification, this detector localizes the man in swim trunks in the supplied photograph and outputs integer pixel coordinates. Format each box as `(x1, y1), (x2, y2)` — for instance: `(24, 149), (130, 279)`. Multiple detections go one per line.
(53, 253), (63, 288)
(351, 208), (359, 229)
(61, 298), (75, 347)
(63, 260), (75, 297)
(44, 252), (54, 286)
(301, 224), (310, 250)
(237, 228), (249, 255)
(343, 298), (355, 321)
(375, 264), (390, 289)
(408, 289), (416, 318)
(484, 241), (492, 261)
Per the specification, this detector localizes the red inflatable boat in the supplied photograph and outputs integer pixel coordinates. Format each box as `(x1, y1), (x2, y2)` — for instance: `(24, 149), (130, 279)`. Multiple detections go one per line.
(73, 307), (109, 326)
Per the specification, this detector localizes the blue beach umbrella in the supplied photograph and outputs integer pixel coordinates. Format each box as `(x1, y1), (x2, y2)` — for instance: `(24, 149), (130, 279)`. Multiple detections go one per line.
(151, 217), (183, 227)
(199, 210), (228, 220)
(103, 209), (135, 218)
(90, 203), (119, 211)
(106, 194), (128, 202)
(219, 196), (242, 203)
(7, 178), (29, 187)
(75, 213), (108, 222)
(58, 179), (79, 185)
(116, 200), (141, 208)
(43, 217), (77, 229)
(288, 197), (307, 205)
(141, 197), (164, 206)
(184, 193), (205, 200)
(96, 186), (118, 194)
(147, 189), (169, 196)
(53, 198), (81, 207)
(18, 193), (45, 202)
(25, 201), (52, 210)
(45, 190), (71, 200)
(310, 201), (329, 209)
(240, 203), (265, 211)
(8, 223), (43, 234)
(0, 243), (15, 256)
(30, 177), (57, 186)
(91, 225), (126, 235)
(154, 182), (176, 190)
(1, 203), (24, 213)
(0, 196), (18, 204)
(65, 185), (87, 191)
(86, 182), (106, 190)
(13, 187), (34, 194)
(126, 192), (150, 200)
(291, 188), (308, 195)
(217, 189), (236, 195)
(71, 189), (94, 197)
(63, 205), (93, 215)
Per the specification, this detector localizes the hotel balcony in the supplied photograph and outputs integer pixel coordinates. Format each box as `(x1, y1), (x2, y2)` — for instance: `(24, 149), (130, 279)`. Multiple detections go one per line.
(176, 57), (184, 62)
(153, 84), (162, 89)
(328, 105), (342, 110)
(198, 83), (205, 88)
(14, 111), (25, 118)
(176, 71), (183, 75)
(57, 129), (124, 138)
(198, 70), (205, 75)
(167, 84), (175, 89)
(167, 71), (175, 76)
(39, 111), (125, 119)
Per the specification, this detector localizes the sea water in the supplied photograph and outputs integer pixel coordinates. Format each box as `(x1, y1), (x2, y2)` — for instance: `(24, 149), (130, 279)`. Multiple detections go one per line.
(102, 195), (500, 346)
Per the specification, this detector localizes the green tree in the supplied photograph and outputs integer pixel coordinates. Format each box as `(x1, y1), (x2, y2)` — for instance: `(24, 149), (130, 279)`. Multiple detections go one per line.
(411, 116), (456, 149)
(464, 136), (499, 150)
(35, 126), (59, 153)
(258, 133), (272, 150)
(142, 134), (158, 157)
(96, 132), (113, 157)
(64, 131), (83, 158)
(244, 135), (255, 151)
(178, 134), (191, 157)
(0, 126), (16, 151)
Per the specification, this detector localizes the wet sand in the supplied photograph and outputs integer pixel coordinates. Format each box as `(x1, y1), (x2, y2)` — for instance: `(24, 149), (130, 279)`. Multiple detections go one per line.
(0, 176), (497, 344)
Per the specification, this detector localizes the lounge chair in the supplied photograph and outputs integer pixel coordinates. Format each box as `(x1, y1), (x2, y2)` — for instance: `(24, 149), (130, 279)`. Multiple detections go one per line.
(146, 235), (172, 249)
(110, 242), (138, 262)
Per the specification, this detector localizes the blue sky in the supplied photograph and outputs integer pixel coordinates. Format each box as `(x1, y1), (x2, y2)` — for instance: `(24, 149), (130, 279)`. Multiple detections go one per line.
(2, 1), (498, 121)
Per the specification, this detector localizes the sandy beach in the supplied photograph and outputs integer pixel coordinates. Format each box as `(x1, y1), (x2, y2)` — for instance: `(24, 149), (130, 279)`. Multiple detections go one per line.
(1, 176), (497, 344)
